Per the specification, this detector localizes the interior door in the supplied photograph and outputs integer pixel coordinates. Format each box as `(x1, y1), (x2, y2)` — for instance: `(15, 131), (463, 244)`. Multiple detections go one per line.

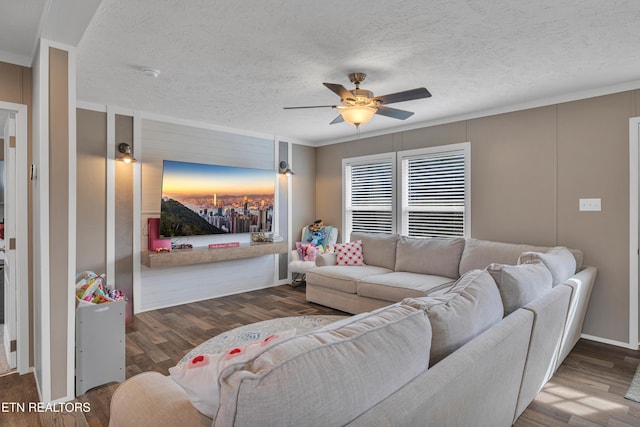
(3, 114), (16, 369)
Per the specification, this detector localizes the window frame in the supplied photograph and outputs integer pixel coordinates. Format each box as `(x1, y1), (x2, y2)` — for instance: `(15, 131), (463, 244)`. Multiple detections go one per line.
(397, 142), (471, 238)
(342, 142), (471, 240)
(342, 152), (397, 239)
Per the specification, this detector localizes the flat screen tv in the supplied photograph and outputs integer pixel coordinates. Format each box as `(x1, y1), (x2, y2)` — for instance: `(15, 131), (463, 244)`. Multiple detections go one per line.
(160, 160), (275, 237)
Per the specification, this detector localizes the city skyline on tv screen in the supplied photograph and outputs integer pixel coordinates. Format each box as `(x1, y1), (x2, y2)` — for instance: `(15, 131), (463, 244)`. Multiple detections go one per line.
(160, 160), (275, 236)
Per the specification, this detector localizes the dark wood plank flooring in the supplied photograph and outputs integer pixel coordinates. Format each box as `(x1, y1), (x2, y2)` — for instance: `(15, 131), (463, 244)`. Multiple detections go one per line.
(1, 284), (640, 426)
(515, 339), (640, 426)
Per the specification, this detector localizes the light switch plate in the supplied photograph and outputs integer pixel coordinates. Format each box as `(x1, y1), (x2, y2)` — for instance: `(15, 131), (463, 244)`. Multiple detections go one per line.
(579, 198), (601, 211)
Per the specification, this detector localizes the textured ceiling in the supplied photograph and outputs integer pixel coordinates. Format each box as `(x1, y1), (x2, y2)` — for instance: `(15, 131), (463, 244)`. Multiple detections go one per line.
(63, 1), (640, 144)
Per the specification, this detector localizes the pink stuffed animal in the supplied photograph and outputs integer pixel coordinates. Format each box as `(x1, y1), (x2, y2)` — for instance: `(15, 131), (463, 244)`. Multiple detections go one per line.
(304, 245), (317, 261)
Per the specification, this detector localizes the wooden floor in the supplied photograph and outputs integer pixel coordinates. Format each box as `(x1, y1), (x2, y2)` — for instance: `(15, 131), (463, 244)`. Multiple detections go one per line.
(2, 284), (640, 426)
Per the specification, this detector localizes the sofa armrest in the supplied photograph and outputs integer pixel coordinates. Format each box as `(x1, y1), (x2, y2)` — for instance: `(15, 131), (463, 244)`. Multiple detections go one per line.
(556, 265), (597, 365)
(348, 309), (534, 427)
(109, 372), (211, 427)
(315, 252), (337, 266)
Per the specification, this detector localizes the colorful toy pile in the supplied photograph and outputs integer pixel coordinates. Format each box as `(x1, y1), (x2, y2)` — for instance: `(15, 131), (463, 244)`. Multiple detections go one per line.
(75, 271), (127, 305)
(295, 220), (335, 261)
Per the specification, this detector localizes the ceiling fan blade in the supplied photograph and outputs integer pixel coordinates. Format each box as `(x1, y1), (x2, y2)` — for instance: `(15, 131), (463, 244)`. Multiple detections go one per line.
(330, 115), (344, 125)
(373, 87), (431, 105)
(323, 83), (355, 101)
(375, 105), (414, 120)
(283, 105), (336, 109)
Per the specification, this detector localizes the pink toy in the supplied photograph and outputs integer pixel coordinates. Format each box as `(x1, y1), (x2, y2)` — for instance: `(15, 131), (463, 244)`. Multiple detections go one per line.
(304, 245), (317, 261)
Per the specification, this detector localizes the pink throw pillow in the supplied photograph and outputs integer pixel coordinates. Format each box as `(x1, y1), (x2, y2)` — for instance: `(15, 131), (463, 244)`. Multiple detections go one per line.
(335, 240), (365, 266)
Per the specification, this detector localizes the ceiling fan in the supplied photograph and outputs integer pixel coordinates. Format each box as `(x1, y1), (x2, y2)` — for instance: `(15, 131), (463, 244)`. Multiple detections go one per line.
(284, 72), (431, 127)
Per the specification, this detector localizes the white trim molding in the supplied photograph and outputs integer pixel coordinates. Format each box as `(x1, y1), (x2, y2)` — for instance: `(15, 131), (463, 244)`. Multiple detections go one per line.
(132, 111), (142, 313)
(581, 333), (638, 350)
(35, 36), (79, 404)
(140, 110), (307, 145)
(34, 37), (53, 402)
(286, 140), (293, 282)
(105, 108), (116, 288)
(76, 100), (107, 113)
(629, 116), (640, 349)
(65, 44), (78, 400)
(319, 79), (640, 147)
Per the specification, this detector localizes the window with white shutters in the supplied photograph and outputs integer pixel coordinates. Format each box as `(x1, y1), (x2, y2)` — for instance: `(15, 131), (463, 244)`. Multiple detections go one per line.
(343, 154), (395, 238)
(342, 143), (469, 241)
(399, 143), (470, 238)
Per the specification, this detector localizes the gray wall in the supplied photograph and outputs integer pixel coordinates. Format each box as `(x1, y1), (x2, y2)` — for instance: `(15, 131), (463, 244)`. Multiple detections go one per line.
(48, 47), (69, 400)
(316, 90), (639, 345)
(292, 143), (318, 243)
(278, 141), (289, 280)
(115, 114), (134, 324)
(76, 109), (106, 273)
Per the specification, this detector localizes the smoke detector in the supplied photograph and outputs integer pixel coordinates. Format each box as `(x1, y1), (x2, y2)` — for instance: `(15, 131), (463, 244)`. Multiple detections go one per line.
(142, 67), (160, 78)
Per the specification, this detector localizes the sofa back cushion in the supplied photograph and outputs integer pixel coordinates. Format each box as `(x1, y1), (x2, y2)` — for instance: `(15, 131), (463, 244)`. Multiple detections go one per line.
(402, 269), (503, 366)
(518, 246), (577, 286)
(351, 232), (399, 270)
(459, 239), (584, 277)
(214, 304), (431, 426)
(487, 262), (553, 316)
(459, 238), (548, 276)
(395, 236), (465, 279)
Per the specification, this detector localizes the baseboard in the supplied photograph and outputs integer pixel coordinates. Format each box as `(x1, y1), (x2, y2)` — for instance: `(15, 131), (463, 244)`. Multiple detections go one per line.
(137, 281), (285, 313)
(580, 333), (639, 350)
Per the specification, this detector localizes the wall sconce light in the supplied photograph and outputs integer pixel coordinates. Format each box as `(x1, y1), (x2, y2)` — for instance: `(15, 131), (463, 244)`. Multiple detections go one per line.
(117, 143), (137, 163)
(279, 161), (294, 176)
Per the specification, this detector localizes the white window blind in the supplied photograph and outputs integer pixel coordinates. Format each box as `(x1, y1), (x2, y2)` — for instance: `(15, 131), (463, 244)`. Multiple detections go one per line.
(344, 155), (395, 237)
(400, 144), (469, 238)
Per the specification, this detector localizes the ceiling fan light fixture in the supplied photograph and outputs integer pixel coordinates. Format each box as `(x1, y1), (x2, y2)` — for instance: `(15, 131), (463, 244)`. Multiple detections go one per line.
(339, 105), (377, 126)
(284, 72), (430, 128)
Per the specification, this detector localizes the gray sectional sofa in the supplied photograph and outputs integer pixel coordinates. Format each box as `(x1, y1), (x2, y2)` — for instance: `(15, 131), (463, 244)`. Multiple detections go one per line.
(109, 233), (596, 427)
(306, 232), (586, 315)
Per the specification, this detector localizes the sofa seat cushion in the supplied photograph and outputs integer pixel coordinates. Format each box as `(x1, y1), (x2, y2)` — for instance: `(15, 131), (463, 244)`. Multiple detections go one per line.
(214, 304), (432, 426)
(395, 236), (465, 279)
(402, 269), (503, 366)
(306, 265), (393, 294)
(357, 272), (456, 302)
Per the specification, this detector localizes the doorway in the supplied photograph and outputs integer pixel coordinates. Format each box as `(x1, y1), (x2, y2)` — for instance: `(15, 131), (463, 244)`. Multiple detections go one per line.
(0, 102), (28, 374)
(1, 110), (15, 374)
